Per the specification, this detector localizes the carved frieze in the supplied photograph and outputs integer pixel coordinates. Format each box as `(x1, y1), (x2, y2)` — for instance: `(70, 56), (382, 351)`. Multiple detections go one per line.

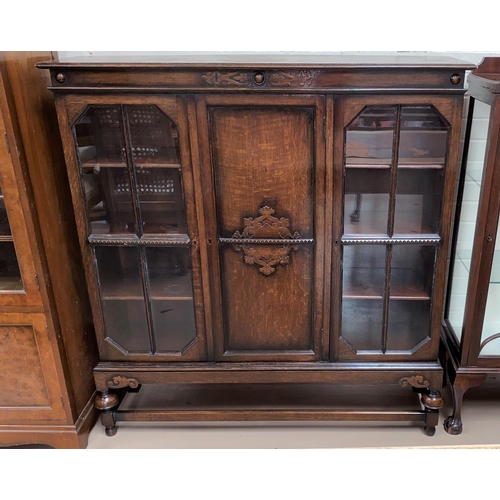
(202, 71), (250, 86)
(268, 70), (316, 87)
(202, 70), (317, 88)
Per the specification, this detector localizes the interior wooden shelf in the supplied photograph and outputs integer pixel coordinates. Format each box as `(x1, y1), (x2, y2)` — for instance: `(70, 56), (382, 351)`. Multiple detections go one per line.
(344, 220), (436, 237)
(101, 272), (193, 301)
(81, 159), (181, 170)
(343, 267), (431, 300)
(0, 276), (24, 291)
(345, 158), (444, 169)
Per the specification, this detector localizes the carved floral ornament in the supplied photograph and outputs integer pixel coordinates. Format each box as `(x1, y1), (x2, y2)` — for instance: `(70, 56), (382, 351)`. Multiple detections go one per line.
(225, 206), (308, 276)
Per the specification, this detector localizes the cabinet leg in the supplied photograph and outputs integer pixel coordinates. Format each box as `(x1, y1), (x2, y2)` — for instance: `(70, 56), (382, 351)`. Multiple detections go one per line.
(444, 373), (487, 435)
(94, 391), (120, 437)
(421, 389), (444, 437)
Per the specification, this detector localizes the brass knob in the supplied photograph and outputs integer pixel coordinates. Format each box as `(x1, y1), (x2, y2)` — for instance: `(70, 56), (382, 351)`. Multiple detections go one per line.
(55, 72), (66, 83)
(254, 71), (265, 85)
(450, 74), (461, 85)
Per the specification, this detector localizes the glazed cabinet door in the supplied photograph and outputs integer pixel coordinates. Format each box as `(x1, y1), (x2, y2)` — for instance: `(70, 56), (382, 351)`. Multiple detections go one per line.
(197, 95), (326, 362)
(0, 80), (66, 423)
(332, 96), (463, 361)
(0, 82), (43, 308)
(56, 95), (206, 362)
(446, 95), (500, 365)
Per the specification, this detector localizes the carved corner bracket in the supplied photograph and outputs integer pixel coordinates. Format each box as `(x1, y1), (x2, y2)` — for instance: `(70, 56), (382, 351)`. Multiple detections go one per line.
(228, 206), (303, 276)
(398, 375), (430, 389)
(107, 375), (140, 389)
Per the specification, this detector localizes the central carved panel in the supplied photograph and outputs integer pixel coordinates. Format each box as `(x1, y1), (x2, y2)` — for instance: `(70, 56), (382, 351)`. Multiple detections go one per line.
(226, 206), (303, 275)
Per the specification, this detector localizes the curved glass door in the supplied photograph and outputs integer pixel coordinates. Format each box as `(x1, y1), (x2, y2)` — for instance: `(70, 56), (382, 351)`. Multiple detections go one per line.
(480, 218), (500, 357)
(447, 99), (491, 343)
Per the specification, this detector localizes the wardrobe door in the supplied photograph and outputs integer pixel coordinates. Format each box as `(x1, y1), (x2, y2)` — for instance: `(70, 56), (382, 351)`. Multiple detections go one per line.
(197, 95), (326, 362)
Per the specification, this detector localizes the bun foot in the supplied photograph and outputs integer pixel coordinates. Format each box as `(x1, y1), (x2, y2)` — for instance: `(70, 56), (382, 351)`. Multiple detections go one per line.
(105, 426), (118, 437)
(444, 416), (463, 435)
(424, 425), (436, 436)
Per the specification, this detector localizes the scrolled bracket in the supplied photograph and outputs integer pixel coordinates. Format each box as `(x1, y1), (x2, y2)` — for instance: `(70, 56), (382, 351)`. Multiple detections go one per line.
(107, 375), (140, 390)
(398, 375), (430, 389)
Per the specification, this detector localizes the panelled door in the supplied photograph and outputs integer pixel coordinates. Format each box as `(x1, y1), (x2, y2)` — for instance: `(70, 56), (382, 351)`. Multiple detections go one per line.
(197, 95), (327, 362)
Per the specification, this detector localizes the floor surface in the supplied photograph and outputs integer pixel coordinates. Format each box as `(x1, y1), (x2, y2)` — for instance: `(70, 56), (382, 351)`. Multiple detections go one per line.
(87, 379), (500, 449)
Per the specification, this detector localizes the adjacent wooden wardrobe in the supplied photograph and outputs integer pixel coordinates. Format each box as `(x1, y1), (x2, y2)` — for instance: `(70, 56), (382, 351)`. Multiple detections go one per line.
(39, 54), (473, 436)
(0, 52), (97, 448)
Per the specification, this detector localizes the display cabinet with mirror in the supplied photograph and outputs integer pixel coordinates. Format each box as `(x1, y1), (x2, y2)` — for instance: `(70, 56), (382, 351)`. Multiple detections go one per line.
(443, 57), (500, 435)
(40, 54), (472, 436)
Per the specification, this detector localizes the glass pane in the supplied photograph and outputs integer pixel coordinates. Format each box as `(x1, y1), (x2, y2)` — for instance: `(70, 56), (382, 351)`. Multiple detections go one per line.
(399, 106), (448, 167)
(344, 106), (396, 236)
(346, 106), (397, 165)
(480, 215), (500, 357)
(127, 106), (188, 235)
(0, 185), (23, 292)
(448, 99), (491, 341)
(343, 245), (386, 299)
(341, 299), (383, 352)
(344, 170), (390, 235)
(394, 106), (447, 235)
(386, 301), (431, 351)
(342, 244), (385, 351)
(74, 106), (137, 235)
(145, 247), (196, 351)
(0, 186), (11, 236)
(386, 245), (434, 351)
(390, 245), (435, 300)
(95, 246), (150, 352)
(0, 242), (23, 291)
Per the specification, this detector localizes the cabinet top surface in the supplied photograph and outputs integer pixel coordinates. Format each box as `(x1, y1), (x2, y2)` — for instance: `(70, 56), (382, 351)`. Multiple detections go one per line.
(38, 53), (475, 69)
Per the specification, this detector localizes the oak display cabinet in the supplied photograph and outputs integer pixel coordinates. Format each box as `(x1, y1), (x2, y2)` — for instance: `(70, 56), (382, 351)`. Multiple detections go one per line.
(0, 52), (97, 448)
(443, 57), (500, 435)
(39, 54), (473, 436)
